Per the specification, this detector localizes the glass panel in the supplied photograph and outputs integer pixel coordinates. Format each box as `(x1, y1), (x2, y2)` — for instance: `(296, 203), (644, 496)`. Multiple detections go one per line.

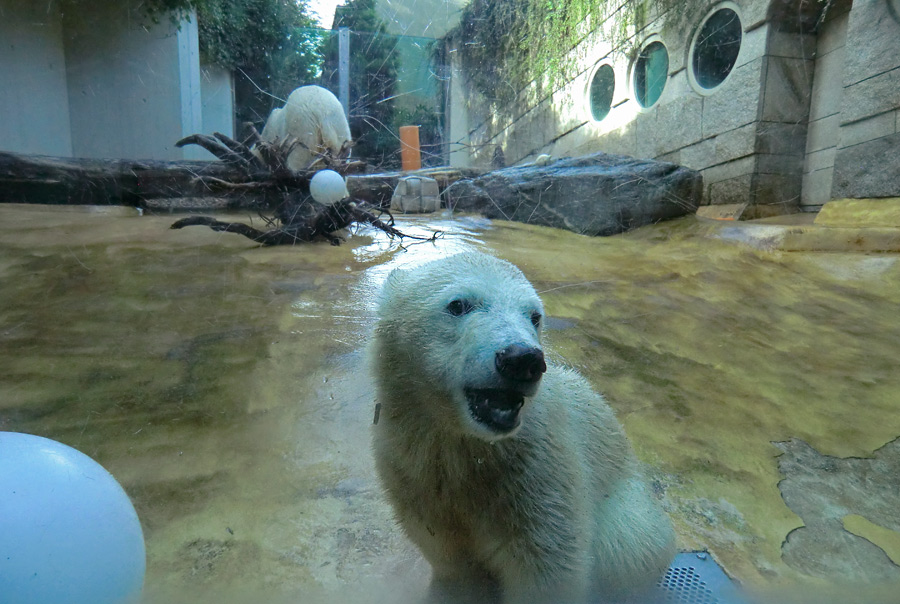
(692, 8), (743, 89)
(635, 40), (669, 108)
(589, 64), (615, 121)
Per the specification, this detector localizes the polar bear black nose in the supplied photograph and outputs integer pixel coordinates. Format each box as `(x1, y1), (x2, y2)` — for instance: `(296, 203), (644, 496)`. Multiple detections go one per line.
(495, 345), (547, 383)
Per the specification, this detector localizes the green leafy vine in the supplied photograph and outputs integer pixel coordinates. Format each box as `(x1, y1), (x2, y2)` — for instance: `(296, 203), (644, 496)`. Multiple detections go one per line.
(448, 0), (657, 104)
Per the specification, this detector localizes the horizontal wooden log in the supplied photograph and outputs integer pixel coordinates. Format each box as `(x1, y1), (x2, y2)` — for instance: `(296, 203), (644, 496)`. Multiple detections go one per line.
(0, 151), (257, 206)
(0, 150), (480, 211)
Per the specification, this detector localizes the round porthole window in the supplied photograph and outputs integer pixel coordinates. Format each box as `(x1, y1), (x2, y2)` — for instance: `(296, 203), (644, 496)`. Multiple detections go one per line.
(633, 40), (668, 108)
(589, 64), (615, 121)
(690, 5), (742, 91)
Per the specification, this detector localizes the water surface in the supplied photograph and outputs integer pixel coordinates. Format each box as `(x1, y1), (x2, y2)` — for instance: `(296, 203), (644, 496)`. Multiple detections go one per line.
(1, 204), (898, 602)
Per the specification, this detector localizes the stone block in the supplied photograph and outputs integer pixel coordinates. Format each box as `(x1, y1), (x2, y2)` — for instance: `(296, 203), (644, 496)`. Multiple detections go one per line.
(657, 151), (680, 164)
(817, 10), (848, 57)
(680, 138), (717, 171)
(502, 137), (526, 167)
(664, 40), (687, 75)
(701, 155), (757, 185)
(736, 25), (767, 69)
(656, 94), (703, 154)
(752, 173), (801, 208)
(756, 121), (808, 156)
(634, 109), (660, 159)
(741, 0), (770, 30)
(833, 131), (900, 198)
(757, 153), (803, 176)
(843, 0), (900, 86)
(805, 114), (839, 152)
(595, 123), (637, 158)
(707, 173), (753, 206)
(716, 123), (757, 161)
(840, 67), (900, 126)
(766, 0), (830, 37)
(803, 147), (836, 174)
(767, 31), (816, 60)
(702, 59), (764, 137)
(760, 56), (813, 123)
(809, 47), (844, 121)
(522, 108), (544, 144)
(801, 167), (834, 207)
(658, 72), (690, 104)
(838, 111), (897, 149)
(609, 62), (633, 109)
(652, 72), (678, 109)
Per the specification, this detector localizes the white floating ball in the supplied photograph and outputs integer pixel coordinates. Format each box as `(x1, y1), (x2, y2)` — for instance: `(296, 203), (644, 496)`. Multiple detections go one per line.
(0, 432), (145, 604)
(310, 169), (349, 204)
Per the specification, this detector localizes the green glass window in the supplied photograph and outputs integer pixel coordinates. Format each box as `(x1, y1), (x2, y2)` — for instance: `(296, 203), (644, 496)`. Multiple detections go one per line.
(634, 40), (668, 108)
(692, 8), (742, 89)
(589, 64), (616, 121)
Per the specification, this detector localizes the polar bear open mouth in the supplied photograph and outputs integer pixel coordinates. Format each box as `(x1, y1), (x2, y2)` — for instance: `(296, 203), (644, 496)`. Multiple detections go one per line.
(465, 388), (525, 433)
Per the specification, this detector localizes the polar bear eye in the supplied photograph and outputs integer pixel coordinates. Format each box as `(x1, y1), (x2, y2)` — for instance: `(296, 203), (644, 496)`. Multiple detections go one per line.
(446, 299), (475, 316)
(530, 311), (542, 329)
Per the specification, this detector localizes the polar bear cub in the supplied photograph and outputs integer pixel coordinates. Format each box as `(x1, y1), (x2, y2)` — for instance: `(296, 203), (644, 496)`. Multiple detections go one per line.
(371, 252), (677, 604)
(258, 85), (351, 171)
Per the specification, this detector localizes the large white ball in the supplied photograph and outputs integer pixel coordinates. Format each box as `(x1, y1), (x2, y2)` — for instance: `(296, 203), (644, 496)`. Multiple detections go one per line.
(309, 169), (350, 205)
(0, 432), (146, 604)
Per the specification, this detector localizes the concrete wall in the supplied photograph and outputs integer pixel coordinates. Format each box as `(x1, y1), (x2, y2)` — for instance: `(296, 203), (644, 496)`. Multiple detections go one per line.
(0, 1), (73, 156)
(1, 0), (233, 162)
(448, 0), (900, 213)
(193, 62), (236, 161)
(201, 65), (235, 139)
(63, 1), (202, 160)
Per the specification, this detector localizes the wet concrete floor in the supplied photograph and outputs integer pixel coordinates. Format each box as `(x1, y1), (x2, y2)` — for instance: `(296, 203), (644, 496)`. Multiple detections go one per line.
(1, 203), (899, 603)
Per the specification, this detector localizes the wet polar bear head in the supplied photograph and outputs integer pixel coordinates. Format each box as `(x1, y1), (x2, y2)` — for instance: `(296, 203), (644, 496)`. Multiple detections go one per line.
(373, 252), (546, 440)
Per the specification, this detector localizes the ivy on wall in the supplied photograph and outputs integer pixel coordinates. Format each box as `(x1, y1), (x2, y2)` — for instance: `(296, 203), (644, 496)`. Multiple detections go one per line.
(121, 0), (318, 73)
(448, 0), (657, 104)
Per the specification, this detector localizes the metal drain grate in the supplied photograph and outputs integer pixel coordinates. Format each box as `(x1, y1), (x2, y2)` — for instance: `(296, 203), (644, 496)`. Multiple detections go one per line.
(655, 552), (744, 604)
(658, 564), (718, 603)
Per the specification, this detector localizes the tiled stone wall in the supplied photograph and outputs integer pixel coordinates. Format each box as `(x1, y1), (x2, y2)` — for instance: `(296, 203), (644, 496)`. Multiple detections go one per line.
(754, 28), (814, 214)
(801, 1), (850, 208)
(449, 1), (786, 210)
(831, 0), (900, 199)
(449, 0), (900, 213)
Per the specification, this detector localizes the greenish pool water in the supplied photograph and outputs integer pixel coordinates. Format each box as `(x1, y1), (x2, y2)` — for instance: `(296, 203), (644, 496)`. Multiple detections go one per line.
(1, 204), (898, 603)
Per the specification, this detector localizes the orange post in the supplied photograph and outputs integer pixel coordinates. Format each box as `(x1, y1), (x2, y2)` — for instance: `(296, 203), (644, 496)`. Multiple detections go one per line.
(399, 125), (421, 171)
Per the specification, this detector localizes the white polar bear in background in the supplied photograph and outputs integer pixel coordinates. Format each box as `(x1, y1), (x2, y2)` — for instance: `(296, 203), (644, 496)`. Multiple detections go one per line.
(258, 85), (351, 171)
(371, 252), (677, 604)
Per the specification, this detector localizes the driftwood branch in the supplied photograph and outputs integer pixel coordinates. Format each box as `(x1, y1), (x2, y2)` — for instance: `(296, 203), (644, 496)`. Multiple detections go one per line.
(171, 199), (442, 246)
(175, 134), (254, 170)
